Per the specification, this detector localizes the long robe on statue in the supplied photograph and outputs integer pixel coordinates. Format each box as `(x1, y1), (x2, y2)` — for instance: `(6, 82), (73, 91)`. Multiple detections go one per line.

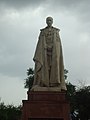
(33, 26), (67, 90)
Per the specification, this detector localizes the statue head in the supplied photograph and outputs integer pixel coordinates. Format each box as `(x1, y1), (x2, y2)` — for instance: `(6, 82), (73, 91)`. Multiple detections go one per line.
(46, 17), (53, 27)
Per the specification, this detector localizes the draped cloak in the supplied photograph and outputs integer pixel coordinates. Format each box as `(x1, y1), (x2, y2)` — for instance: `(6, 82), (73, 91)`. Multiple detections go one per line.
(33, 26), (67, 90)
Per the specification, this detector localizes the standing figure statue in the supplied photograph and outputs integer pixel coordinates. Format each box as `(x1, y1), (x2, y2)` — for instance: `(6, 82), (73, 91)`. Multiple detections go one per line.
(32, 17), (67, 91)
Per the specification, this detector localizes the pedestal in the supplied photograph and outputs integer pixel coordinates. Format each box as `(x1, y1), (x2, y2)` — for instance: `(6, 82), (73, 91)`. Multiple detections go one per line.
(22, 91), (70, 120)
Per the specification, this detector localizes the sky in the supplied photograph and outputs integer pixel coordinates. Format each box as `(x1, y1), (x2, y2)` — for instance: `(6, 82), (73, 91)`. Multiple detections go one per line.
(0, 0), (90, 105)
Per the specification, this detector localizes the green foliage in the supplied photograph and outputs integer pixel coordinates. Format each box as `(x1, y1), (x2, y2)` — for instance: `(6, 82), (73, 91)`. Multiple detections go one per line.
(0, 102), (7, 120)
(64, 69), (68, 80)
(0, 102), (22, 120)
(67, 84), (90, 120)
(75, 86), (90, 120)
(66, 82), (77, 113)
(24, 68), (34, 90)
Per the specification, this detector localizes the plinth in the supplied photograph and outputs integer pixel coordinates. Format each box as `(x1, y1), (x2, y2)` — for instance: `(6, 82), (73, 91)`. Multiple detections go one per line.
(22, 91), (70, 120)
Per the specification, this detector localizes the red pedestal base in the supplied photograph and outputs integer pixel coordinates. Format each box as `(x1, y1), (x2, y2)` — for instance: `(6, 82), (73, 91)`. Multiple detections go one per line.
(22, 91), (70, 120)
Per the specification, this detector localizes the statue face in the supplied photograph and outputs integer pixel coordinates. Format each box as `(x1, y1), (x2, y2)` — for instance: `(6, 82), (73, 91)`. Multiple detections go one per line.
(46, 17), (53, 27)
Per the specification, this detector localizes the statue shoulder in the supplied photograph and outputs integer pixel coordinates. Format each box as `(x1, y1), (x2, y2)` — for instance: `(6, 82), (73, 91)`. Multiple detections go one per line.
(40, 27), (46, 32)
(40, 28), (45, 34)
(40, 27), (48, 35)
(53, 27), (60, 32)
(40, 27), (60, 34)
(39, 28), (46, 36)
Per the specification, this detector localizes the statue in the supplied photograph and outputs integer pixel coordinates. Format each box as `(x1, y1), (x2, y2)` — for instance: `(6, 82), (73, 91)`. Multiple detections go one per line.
(31, 17), (67, 91)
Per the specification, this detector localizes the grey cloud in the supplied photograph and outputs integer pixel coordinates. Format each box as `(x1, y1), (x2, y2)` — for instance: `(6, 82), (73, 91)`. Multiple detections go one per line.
(50, 0), (90, 23)
(43, 0), (90, 23)
(0, 19), (37, 78)
(0, 0), (89, 11)
(0, 0), (90, 23)
(50, 0), (90, 10)
(0, 0), (45, 9)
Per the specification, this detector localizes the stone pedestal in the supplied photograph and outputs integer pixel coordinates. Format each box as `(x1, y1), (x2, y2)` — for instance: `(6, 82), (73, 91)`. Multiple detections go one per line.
(22, 91), (70, 120)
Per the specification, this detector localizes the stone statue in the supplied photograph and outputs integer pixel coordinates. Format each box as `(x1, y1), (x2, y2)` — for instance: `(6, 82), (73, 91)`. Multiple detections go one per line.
(31, 17), (67, 91)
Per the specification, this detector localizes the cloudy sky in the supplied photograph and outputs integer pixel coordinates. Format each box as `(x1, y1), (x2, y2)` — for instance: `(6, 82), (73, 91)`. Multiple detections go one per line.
(0, 0), (90, 105)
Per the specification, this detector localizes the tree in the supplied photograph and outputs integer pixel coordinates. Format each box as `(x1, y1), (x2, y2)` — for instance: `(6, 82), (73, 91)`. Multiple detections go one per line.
(24, 68), (34, 90)
(75, 86), (90, 120)
(0, 102), (7, 120)
(64, 69), (77, 113)
(64, 69), (68, 80)
(67, 85), (90, 120)
(0, 101), (22, 120)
